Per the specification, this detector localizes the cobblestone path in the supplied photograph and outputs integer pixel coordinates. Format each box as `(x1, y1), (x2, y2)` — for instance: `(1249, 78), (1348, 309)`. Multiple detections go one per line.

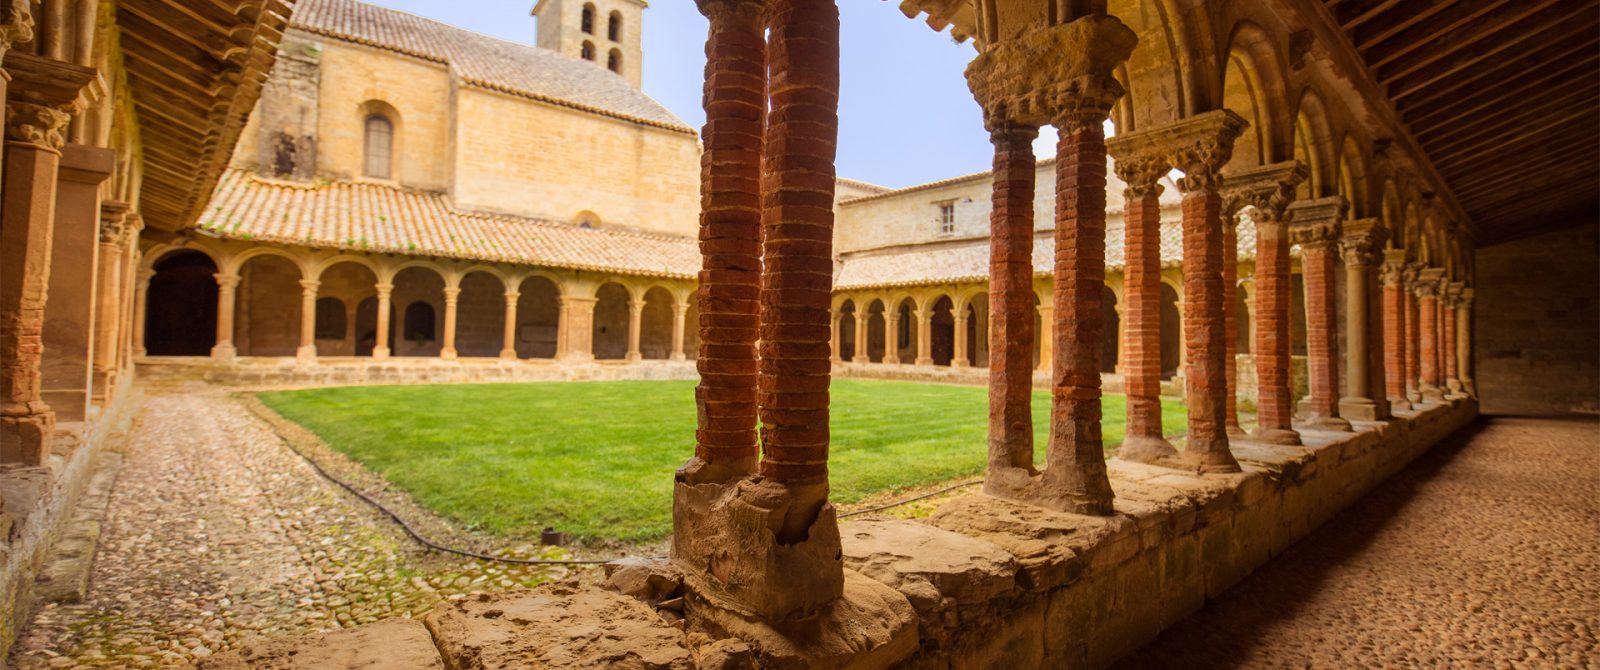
(1119, 416), (1600, 669)
(12, 391), (570, 669)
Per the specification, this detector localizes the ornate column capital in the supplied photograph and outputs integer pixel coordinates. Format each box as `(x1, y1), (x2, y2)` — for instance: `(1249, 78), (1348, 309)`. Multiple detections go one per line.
(1458, 287), (1474, 308)
(1108, 149), (1167, 200)
(213, 273), (241, 290)
(1106, 110), (1249, 194)
(1339, 218), (1387, 268)
(5, 100), (71, 150)
(504, 290), (521, 301)
(298, 279), (321, 294)
(1220, 160), (1309, 225)
(99, 202), (133, 247)
(443, 287), (461, 304)
(696, 0), (766, 27)
(0, 0), (34, 57)
(964, 16), (1135, 131)
(1414, 268), (1445, 297)
(1379, 249), (1409, 287)
(1288, 196), (1346, 250)
(375, 282), (394, 297)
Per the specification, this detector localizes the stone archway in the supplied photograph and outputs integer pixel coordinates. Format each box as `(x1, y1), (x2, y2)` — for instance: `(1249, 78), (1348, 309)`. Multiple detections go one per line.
(1160, 282), (1181, 380)
(454, 271), (506, 358)
(392, 266), (446, 356)
(966, 293), (989, 367)
(639, 286), (675, 360)
(514, 276), (562, 359)
(865, 299), (886, 363)
(316, 261), (378, 357)
(234, 254), (301, 356)
(592, 282), (630, 360)
(145, 250), (217, 356)
(894, 297), (916, 363)
(837, 300), (857, 361)
(930, 295), (955, 366)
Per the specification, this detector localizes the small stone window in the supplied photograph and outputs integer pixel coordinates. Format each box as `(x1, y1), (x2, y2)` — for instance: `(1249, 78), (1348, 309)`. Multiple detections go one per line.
(363, 114), (393, 179)
(608, 11), (622, 41)
(935, 200), (956, 235)
(581, 40), (595, 61)
(314, 297), (347, 340)
(404, 302), (436, 343)
(607, 49), (622, 73)
(581, 3), (595, 34)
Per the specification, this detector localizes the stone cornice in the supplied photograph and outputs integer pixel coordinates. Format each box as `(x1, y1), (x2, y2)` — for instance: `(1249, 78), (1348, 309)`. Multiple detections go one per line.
(1219, 160), (1308, 221)
(964, 16), (1135, 130)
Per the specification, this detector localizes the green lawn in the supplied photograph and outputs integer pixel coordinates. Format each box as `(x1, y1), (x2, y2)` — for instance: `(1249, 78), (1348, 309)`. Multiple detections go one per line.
(257, 379), (1186, 543)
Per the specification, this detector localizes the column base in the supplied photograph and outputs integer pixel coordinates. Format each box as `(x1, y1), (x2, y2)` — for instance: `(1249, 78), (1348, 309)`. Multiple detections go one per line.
(951, 360), (968, 369)
(372, 346), (390, 360)
(983, 465), (1115, 516)
(1225, 423), (1249, 440)
(671, 472), (843, 623)
(1420, 384), (1445, 403)
(0, 407), (55, 465)
(626, 352), (643, 362)
(1302, 414), (1353, 432)
(1248, 426), (1302, 446)
(671, 352), (687, 361)
(1117, 434), (1178, 464)
(210, 343), (237, 362)
(440, 349), (458, 361)
(1338, 397), (1380, 422)
(499, 350), (518, 361)
(295, 345), (317, 364)
(1387, 395), (1413, 411)
(1446, 378), (1463, 393)
(914, 357), (933, 366)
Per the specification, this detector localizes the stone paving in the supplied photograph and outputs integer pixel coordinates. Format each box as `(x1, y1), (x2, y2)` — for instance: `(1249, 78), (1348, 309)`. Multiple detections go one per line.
(1118, 416), (1600, 669)
(10, 391), (578, 669)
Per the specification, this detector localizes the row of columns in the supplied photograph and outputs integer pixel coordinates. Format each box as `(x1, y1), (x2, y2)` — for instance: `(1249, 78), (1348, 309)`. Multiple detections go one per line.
(190, 269), (691, 364)
(829, 299), (984, 368)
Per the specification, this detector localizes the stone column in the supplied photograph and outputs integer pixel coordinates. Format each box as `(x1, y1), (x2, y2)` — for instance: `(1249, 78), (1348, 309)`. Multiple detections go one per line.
(1224, 162), (1308, 445)
(952, 310), (969, 368)
(969, 11), (1134, 512)
(132, 268), (152, 357)
(92, 202), (130, 402)
(853, 306), (869, 363)
(913, 306), (933, 365)
(1444, 281), (1463, 394)
(41, 143), (113, 423)
(440, 287), (460, 360)
(559, 296), (596, 362)
(211, 273), (240, 361)
(1379, 251), (1410, 410)
(829, 307), (842, 363)
(882, 310), (901, 364)
(983, 123), (1038, 472)
(372, 282), (393, 359)
(670, 301), (688, 361)
(1289, 197), (1351, 431)
(500, 290), (520, 360)
(683, 0), (763, 482)
(625, 298), (644, 361)
(1416, 267), (1445, 402)
(1221, 209), (1244, 437)
(1105, 148), (1173, 461)
(1338, 219), (1388, 421)
(296, 280), (319, 362)
(1, 100), (73, 463)
(1456, 288), (1474, 396)
(1403, 263), (1422, 402)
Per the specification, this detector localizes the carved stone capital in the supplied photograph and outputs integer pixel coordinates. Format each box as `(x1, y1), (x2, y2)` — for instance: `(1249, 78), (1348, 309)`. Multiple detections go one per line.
(5, 101), (71, 149)
(1110, 151), (1167, 200)
(1414, 268), (1446, 298)
(214, 273), (241, 290)
(1287, 196), (1346, 250)
(1106, 110), (1248, 195)
(1339, 218), (1387, 268)
(697, 0), (766, 30)
(1458, 287), (1474, 308)
(1379, 249), (1409, 287)
(965, 16), (1135, 130)
(99, 200), (132, 246)
(0, 0), (33, 54)
(1220, 161), (1308, 223)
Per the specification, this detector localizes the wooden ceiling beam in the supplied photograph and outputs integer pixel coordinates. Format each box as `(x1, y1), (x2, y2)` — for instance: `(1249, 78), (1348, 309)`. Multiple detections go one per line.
(1437, 121), (1598, 173)
(1457, 168), (1600, 211)
(120, 0), (254, 62)
(1470, 193), (1599, 232)
(1419, 89), (1600, 156)
(1353, 0), (1450, 51)
(1382, 3), (1598, 94)
(118, 14), (237, 78)
(1451, 154), (1600, 195)
(1404, 49), (1599, 129)
(1338, 0), (1405, 31)
(120, 36), (228, 93)
(1367, 0), (1523, 71)
(1394, 30), (1597, 108)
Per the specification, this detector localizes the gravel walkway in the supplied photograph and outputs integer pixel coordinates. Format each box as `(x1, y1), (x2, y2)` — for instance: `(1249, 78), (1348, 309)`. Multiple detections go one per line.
(1118, 416), (1600, 669)
(12, 391), (573, 669)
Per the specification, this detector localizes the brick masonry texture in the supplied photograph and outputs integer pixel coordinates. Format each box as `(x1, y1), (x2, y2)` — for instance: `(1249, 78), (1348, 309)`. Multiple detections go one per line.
(987, 126), (1039, 472)
(1475, 222), (1600, 414)
(1254, 219), (1296, 433)
(1179, 189), (1231, 462)
(1123, 189), (1164, 440)
(1301, 243), (1340, 418)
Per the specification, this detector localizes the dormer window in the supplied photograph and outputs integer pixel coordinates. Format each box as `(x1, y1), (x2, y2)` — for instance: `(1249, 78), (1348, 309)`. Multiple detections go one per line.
(363, 114), (393, 179)
(936, 199), (956, 235)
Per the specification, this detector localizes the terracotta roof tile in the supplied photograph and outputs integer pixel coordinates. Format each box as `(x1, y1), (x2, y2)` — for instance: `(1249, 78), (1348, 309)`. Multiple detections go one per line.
(291, 0), (692, 133)
(201, 170), (701, 279)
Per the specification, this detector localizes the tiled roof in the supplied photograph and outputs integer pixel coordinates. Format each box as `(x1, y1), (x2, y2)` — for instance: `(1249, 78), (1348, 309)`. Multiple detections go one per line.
(290, 0), (693, 133)
(199, 170), (701, 279)
(834, 218), (1260, 290)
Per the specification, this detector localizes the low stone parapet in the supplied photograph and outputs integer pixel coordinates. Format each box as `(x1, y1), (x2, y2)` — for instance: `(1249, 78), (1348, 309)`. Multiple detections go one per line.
(199, 398), (1476, 668)
(135, 356), (698, 389)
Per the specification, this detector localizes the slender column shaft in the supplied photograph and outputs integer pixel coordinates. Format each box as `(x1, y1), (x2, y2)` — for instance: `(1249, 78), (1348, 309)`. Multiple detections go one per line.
(1337, 222), (1387, 421)
(1176, 182), (1239, 469)
(132, 269), (152, 357)
(501, 291), (520, 359)
(297, 280), (319, 361)
(1299, 239), (1346, 428)
(1381, 256), (1408, 408)
(1043, 118), (1114, 512)
(690, 0), (764, 475)
(671, 302), (688, 361)
(986, 125), (1038, 472)
(440, 287), (460, 359)
(883, 313), (900, 364)
(1222, 217), (1242, 435)
(373, 283), (393, 359)
(953, 313), (969, 367)
(1117, 161), (1170, 454)
(1419, 293), (1440, 392)
(853, 307), (868, 362)
(93, 217), (127, 395)
(1252, 217), (1299, 443)
(1456, 293), (1474, 394)
(829, 308), (842, 362)
(212, 273), (239, 360)
(626, 300), (644, 361)
(1443, 302), (1459, 390)
(1405, 285), (1421, 399)
(756, 0), (839, 487)
(1036, 302), (1054, 372)
(914, 307), (932, 365)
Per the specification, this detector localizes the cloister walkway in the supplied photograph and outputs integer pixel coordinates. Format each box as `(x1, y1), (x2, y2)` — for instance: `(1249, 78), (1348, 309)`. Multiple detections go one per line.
(1118, 416), (1600, 668)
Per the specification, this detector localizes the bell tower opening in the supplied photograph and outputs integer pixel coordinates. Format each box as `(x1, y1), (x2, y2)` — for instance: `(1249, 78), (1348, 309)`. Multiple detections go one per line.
(531, 0), (645, 87)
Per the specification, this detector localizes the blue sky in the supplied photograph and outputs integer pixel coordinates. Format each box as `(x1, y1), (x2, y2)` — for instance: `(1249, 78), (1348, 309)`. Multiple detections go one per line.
(363, 1), (1029, 188)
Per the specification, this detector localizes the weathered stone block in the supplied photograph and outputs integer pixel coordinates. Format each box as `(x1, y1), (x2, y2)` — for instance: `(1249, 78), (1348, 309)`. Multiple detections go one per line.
(839, 517), (1018, 639)
(926, 494), (1132, 592)
(683, 570), (918, 670)
(424, 583), (693, 670)
(197, 619), (444, 670)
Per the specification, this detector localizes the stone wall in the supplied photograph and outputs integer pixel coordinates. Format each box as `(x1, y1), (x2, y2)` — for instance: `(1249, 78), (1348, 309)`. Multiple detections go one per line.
(1474, 223), (1600, 415)
(134, 357), (698, 389)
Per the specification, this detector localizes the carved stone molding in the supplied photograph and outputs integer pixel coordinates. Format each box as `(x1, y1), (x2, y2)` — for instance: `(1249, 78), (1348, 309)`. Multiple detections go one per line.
(1108, 151), (1166, 199)
(1288, 196), (1347, 249)
(965, 15), (1135, 130)
(697, 0), (766, 29)
(1414, 268), (1446, 297)
(0, 0), (33, 55)
(5, 100), (70, 149)
(1105, 110), (1249, 194)
(1340, 218), (1388, 268)
(1220, 160), (1309, 223)
(1379, 249), (1409, 287)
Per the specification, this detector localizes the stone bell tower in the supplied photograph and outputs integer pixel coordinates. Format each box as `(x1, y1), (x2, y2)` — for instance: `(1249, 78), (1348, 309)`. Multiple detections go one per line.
(532, 0), (645, 87)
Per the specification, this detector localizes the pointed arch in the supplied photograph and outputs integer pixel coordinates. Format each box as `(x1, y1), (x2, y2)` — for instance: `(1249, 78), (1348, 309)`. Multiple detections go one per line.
(1292, 89), (1335, 201)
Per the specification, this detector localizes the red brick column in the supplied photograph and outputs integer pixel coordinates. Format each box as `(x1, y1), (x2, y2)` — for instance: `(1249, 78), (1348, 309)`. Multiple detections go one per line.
(1380, 251), (1410, 410)
(1416, 268), (1444, 401)
(1222, 214), (1244, 437)
(984, 124), (1038, 473)
(1403, 264), (1422, 402)
(1, 102), (72, 465)
(757, 0), (839, 493)
(1288, 198), (1351, 431)
(1444, 281), (1461, 394)
(1252, 213), (1300, 444)
(1175, 169), (1239, 471)
(687, 0), (765, 482)
(1457, 288), (1475, 396)
(1042, 113), (1116, 514)
(1107, 153), (1174, 461)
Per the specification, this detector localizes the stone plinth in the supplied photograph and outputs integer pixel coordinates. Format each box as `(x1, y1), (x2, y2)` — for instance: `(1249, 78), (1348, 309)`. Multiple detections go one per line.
(197, 619), (445, 670)
(424, 584), (693, 669)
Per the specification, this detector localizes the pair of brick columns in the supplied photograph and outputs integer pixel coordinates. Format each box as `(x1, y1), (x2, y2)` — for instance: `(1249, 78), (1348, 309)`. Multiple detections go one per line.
(674, 0), (843, 623)
(969, 14), (1136, 515)
(1107, 111), (1248, 472)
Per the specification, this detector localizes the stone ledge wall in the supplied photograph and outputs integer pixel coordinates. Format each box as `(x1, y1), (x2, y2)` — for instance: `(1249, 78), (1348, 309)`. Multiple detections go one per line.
(0, 388), (139, 659)
(208, 397), (1477, 669)
(135, 357), (699, 390)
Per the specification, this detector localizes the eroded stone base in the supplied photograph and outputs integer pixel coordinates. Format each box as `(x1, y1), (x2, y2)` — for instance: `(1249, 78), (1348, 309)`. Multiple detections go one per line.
(198, 619), (445, 670)
(424, 583), (694, 669)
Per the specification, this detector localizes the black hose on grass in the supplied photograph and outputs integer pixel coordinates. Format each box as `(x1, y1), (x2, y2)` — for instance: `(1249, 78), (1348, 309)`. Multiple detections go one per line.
(838, 479), (982, 518)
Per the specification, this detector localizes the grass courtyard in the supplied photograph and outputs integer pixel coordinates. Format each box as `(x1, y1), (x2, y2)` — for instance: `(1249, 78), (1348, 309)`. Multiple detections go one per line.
(257, 379), (1187, 544)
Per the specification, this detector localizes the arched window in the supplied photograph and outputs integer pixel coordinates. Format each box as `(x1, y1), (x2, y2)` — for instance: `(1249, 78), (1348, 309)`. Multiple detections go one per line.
(315, 297), (347, 340)
(363, 114), (393, 179)
(580, 3), (595, 34)
(608, 11), (621, 41)
(607, 49), (622, 73)
(580, 40), (595, 61)
(404, 302), (436, 343)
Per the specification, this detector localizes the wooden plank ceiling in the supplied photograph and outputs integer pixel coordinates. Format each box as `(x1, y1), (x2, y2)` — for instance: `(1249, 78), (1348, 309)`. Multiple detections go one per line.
(1326, 0), (1600, 246)
(117, 0), (296, 232)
